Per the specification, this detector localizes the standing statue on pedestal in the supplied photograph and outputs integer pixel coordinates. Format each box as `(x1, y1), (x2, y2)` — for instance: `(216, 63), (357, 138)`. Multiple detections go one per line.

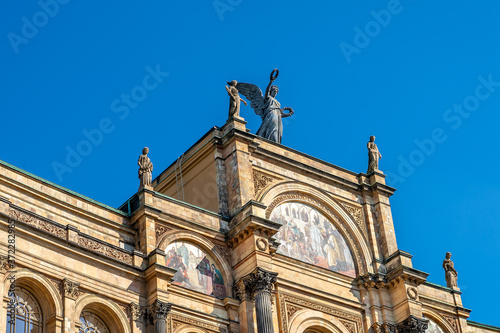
(234, 69), (294, 144)
(226, 80), (247, 118)
(443, 252), (458, 288)
(138, 147), (153, 187)
(367, 136), (382, 174)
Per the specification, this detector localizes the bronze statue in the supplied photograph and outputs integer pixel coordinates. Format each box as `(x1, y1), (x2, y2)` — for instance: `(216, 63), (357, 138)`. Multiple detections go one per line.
(138, 147), (153, 187)
(367, 136), (382, 174)
(234, 69), (294, 144)
(226, 80), (247, 118)
(442, 252), (458, 288)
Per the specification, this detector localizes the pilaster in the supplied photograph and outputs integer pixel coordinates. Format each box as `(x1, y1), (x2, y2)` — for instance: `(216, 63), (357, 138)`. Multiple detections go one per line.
(62, 279), (79, 333)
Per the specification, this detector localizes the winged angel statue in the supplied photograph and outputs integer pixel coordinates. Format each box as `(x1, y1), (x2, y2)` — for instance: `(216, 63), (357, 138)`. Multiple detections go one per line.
(235, 69), (294, 144)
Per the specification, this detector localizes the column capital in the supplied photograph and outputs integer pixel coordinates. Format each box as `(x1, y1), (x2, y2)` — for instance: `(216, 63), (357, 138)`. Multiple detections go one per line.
(396, 315), (429, 333)
(151, 300), (171, 320)
(235, 267), (278, 301)
(63, 279), (80, 300)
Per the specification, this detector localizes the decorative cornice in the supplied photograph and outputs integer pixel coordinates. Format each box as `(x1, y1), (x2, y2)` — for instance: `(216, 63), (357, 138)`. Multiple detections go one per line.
(265, 193), (365, 274)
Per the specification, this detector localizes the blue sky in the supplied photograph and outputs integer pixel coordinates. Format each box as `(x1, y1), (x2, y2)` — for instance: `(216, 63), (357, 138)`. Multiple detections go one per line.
(2, 0), (499, 326)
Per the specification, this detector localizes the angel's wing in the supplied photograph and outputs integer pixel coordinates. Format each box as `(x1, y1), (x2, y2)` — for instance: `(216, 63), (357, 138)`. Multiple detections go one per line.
(235, 82), (264, 116)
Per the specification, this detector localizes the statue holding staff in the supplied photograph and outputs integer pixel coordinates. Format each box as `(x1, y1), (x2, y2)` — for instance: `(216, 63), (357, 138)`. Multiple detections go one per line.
(234, 69), (294, 144)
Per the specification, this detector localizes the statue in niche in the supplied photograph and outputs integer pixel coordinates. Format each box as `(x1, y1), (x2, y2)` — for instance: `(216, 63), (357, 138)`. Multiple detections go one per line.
(443, 252), (458, 288)
(138, 147), (153, 187)
(367, 135), (382, 174)
(226, 80), (247, 118)
(233, 69), (294, 144)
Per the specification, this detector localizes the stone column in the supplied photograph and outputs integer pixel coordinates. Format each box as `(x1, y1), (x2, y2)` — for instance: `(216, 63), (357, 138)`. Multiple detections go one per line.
(62, 279), (80, 333)
(150, 300), (171, 333)
(236, 268), (277, 333)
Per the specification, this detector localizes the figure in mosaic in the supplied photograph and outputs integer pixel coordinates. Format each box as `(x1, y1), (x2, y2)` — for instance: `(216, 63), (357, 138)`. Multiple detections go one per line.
(443, 252), (458, 288)
(226, 80), (247, 118)
(234, 69), (294, 144)
(138, 147), (153, 186)
(367, 136), (382, 174)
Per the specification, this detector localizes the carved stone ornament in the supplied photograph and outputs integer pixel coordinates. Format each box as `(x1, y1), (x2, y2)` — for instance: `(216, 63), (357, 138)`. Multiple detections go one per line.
(407, 287), (418, 300)
(171, 314), (222, 332)
(0, 255), (13, 273)
(77, 235), (133, 265)
(155, 223), (173, 243)
(253, 170), (278, 195)
(63, 279), (80, 300)
(396, 315), (429, 333)
(256, 238), (268, 251)
(151, 300), (172, 320)
(10, 208), (66, 239)
(129, 302), (142, 322)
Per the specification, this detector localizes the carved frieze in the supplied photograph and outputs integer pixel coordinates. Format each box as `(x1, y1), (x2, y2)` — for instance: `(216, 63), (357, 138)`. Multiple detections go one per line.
(171, 314), (224, 332)
(77, 235), (133, 265)
(9, 208), (66, 239)
(265, 193), (365, 274)
(278, 293), (362, 333)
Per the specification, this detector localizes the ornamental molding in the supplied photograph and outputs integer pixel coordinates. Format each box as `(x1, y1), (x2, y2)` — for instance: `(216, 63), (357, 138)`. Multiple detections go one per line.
(77, 235), (133, 265)
(171, 314), (226, 332)
(9, 208), (66, 239)
(278, 293), (362, 333)
(155, 223), (173, 244)
(265, 193), (365, 274)
(214, 244), (231, 266)
(253, 169), (281, 196)
(339, 201), (367, 236)
(442, 314), (459, 333)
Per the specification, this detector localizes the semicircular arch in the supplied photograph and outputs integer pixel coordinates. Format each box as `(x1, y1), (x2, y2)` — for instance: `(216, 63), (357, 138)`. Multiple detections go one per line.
(422, 307), (456, 333)
(288, 309), (351, 333)
(157, 230), (233, 297)
(3, 268), (63, 318)
(74, 294), (130, 333)
(260, 181), (373, 275)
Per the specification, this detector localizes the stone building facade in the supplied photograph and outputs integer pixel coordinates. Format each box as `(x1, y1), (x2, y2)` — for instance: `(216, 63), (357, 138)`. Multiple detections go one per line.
(0, 116), (498, 333)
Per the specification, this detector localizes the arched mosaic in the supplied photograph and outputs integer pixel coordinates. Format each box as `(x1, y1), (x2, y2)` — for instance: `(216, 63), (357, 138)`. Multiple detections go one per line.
(270, 201), (356, 277)
(423, 316), (446, 333)
(79, 311), (110, 333)
(165, 242), (226, 299)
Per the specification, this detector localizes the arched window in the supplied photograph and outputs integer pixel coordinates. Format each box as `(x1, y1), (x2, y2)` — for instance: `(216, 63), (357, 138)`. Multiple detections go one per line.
(6, 287), (43, 333)
(270, 201), (356, 277)
(164, 241), (226, 299)
(79, 311), (110, 333)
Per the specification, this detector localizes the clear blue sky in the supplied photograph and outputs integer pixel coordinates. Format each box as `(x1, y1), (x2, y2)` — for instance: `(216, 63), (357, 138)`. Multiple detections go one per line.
(2, 0), (499, 326)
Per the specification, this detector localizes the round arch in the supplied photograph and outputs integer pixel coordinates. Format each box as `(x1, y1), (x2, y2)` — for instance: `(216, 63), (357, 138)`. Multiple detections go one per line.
(259, 181), (373, 274)
(422, 307), (455, 333)
(157, 230), (233, 297)
(174, 324), (209, 333)
(288, 309), (351, 333)
(3, 268), (63, 319)
(74, 294), (130, 333)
